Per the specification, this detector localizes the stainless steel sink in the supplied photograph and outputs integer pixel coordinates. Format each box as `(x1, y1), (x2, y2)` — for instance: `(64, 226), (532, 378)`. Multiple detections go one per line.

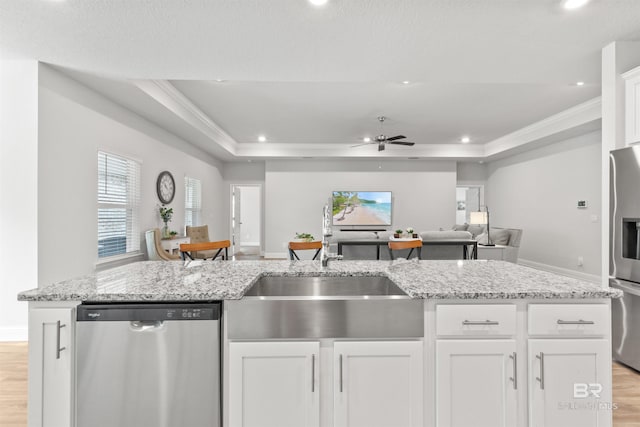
(227, 275), (423, 339)
(243, 275), (408, 298)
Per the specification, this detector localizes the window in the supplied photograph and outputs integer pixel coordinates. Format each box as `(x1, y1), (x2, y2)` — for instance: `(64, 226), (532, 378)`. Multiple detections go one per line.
(97, 151), (141, 258)
(185, 176), (202, 228)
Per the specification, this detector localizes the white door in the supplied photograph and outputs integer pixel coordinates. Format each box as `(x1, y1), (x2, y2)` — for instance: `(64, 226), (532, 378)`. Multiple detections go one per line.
(529, 339), (611, 427)
(334, 341), (423, 427)
(28, 308), (74, 427)
(436, 340), (518, 427)
(229, 341), (320, 427)
(231, 185), (261, 256)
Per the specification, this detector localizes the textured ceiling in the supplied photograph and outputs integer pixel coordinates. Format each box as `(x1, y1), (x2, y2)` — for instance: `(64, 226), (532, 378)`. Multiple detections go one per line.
(2, 0), (640, 159)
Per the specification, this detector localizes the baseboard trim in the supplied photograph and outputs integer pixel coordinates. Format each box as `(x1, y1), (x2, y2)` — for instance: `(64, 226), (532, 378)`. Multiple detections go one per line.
(264, 252), (288, 259)
(0, 326), (28, 342)
(518, 259), (601, 284)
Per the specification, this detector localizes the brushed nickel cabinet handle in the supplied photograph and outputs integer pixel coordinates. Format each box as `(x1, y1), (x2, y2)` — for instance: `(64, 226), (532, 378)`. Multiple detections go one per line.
(536, 352), (544, 390)
(509, 352), (517, 390)
(462, 320), (499, 326)
(311, 354), (315, 393)
(557, 319), (594, 325)
(339, 354), (343, 393)
(56, 321), (66, 360)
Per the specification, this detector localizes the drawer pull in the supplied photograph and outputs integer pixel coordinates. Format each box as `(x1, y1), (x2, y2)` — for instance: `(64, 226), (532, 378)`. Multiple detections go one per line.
(557, 319), (594, 325)
(462, 320), (499, 326)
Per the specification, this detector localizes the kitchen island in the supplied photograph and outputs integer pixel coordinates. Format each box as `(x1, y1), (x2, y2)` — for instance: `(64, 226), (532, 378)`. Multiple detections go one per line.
(19, 259), (621, 427)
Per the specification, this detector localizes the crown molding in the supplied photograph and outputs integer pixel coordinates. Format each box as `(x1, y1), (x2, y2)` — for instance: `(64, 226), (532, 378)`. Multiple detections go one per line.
(132, 79), (238, 155)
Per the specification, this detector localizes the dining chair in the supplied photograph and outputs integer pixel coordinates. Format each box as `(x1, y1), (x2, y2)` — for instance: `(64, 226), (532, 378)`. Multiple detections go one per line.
(388, 240), (422, 260)
(145, 229), (181, 261)
(288, 241), (322, 260)
(185, 225), (218, 259)
(180, 240), (230, 261)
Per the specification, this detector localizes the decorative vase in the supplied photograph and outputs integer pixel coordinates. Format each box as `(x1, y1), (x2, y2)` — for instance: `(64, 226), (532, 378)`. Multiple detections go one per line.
(162, 223), (170, 238)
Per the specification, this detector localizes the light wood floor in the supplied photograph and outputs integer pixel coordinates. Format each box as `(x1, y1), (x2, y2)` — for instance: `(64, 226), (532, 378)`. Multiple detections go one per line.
(1, 342), (639, 426)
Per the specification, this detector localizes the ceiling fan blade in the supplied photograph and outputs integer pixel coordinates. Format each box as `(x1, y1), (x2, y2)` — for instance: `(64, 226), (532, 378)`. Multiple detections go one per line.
(385, 135), (407, 142)
(387, 141), (415, 146)
(378, 143), (385, 151)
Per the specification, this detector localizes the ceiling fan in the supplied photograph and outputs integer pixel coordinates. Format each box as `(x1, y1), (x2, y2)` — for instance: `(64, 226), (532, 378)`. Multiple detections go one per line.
(352, 116), (416, 151)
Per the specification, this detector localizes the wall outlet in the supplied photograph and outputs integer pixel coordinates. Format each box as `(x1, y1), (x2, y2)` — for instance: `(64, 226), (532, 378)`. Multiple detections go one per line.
(578, 256), (584, 267)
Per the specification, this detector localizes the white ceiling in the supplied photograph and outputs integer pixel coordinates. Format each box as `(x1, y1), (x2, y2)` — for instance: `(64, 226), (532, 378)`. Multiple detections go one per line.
(2, 0), (640, 161)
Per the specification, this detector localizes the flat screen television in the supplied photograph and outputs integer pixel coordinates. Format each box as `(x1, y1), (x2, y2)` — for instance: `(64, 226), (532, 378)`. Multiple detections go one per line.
(332, 191), (392, 226)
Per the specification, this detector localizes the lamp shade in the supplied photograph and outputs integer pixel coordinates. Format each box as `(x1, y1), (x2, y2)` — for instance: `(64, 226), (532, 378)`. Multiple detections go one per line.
(469, 211), (488, 225)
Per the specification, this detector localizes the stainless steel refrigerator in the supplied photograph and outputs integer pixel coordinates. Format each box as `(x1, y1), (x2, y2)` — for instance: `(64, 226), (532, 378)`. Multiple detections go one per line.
(610, 145), (640, 371)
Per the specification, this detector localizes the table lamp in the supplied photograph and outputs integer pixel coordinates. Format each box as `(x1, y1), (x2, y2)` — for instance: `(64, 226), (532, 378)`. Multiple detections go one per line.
(470, 207), (494, 246)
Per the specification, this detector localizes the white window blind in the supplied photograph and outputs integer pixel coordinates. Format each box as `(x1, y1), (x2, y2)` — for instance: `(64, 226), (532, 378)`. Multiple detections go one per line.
(97, 151), (141, 258)
(185, 177), (202, 228)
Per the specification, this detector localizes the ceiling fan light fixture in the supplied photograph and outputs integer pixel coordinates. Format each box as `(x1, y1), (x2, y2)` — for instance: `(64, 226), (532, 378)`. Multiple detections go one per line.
(563, 0), (589, 10)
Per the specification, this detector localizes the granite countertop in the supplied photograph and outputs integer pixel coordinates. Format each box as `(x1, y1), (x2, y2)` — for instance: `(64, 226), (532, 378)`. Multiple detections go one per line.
(18, 259), (622, 302)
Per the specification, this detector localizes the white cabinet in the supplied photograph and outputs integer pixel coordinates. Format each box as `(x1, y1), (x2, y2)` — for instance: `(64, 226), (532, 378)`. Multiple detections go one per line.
(28, 306), (75, 427)
(528, 339), (611, 427)
(436, 340), (518, 427)
(334, 341), (423, 427)
(229, 340), (423, 427)
(624, 66), (640, 144)
(229, 341), (320, 427)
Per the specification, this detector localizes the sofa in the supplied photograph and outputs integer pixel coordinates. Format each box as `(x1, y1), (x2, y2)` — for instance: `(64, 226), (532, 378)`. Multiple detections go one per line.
(327, 226), (522, 262)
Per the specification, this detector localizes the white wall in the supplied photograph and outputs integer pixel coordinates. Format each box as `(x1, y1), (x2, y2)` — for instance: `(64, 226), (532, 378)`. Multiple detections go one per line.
(264, 159), (457, 256)
(486, 130), (602, 279)
(0, 59), (38, 341)
(37, 65), (226, 286)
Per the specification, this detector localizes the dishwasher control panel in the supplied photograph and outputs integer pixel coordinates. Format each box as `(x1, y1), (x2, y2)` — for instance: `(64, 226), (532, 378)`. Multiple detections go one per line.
(77, 303), (221, 321)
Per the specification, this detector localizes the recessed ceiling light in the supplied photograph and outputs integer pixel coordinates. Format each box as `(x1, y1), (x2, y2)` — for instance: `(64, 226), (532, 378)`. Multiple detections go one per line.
(461, 136), (471, 143)
(258, 135), (267, 142)
(309, 0), (328, 6)
(402, 81), (410, 85)
(363, 137), (371, 143)
(563, 0), (589, 10)
(214, 79), (226, 83)
(576, 81), (585, 86)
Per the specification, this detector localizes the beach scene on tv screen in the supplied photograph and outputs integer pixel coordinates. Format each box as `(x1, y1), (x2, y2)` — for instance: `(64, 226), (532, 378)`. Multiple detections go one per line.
(332, 191), (392, 226)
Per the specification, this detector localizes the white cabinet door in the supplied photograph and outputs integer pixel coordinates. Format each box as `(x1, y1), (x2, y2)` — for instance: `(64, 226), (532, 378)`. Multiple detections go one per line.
(28, 308), (74, 427)
(229, 341), (320, 427)
(436, 340), (518, 427)
(529, 339), (611, 427)
(334, 341), (423, 427)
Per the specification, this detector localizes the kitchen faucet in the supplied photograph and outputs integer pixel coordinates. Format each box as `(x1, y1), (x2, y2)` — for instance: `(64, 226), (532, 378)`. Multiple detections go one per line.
(321, 203), (343, 267)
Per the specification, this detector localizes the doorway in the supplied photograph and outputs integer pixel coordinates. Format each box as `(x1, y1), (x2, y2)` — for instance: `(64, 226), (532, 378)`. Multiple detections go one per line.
(230, 184), (262, 259)
(456, 185), (483, 224)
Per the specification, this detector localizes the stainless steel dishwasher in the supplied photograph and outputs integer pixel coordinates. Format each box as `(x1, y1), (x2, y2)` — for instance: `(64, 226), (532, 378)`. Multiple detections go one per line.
(76, 302), (221, 427)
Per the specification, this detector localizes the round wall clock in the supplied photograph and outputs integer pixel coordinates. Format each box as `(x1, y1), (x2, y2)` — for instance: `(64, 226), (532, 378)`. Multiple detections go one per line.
(156, 171), (175, 204)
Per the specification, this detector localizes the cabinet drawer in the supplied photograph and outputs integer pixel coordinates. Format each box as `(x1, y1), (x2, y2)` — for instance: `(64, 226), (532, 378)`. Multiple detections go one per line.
(436, 304), (516, 337)
(528, 304), (609, 336)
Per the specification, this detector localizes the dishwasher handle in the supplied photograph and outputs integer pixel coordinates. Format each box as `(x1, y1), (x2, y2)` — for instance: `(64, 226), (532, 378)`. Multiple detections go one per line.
(130, 320), (164, 331)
